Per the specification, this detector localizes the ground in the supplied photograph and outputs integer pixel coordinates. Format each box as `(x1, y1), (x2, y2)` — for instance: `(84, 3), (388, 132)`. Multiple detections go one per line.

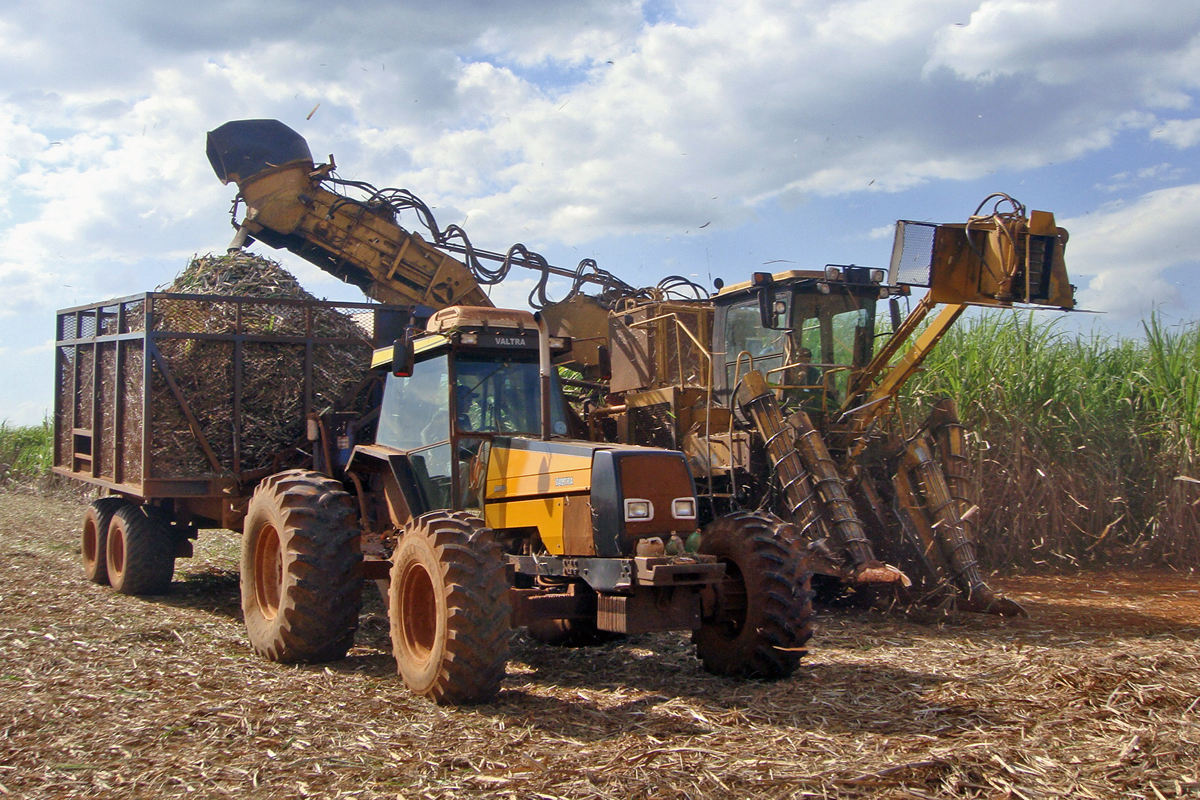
(1, 490), (1198, 800)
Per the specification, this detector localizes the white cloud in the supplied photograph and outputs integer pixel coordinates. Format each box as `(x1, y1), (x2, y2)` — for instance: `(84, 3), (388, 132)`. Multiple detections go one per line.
(1151, 118), (1200, 149)
(1063, 184), (1200, 319)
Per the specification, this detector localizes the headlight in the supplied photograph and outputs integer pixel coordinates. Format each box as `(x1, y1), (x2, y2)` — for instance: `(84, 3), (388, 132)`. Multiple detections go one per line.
(672, 497), (697, 520)
(871, 269), (886, 284)
(459, 333), (478, 345)
(624, 499), (654, 522)
(824, 266), (841, 281)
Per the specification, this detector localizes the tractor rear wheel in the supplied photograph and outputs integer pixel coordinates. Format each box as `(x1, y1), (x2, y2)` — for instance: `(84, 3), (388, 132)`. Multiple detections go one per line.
(693, 511), (813, 678)
(389, 511), (510, 704)
(106, 504), (176, 595)
(241, 470), (362, 663)
(82, 497), (129, 585)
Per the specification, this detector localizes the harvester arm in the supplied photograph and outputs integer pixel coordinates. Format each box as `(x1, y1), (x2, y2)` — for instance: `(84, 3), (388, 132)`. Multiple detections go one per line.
(842, 194), (1074, 436)
(207, 119), (643, 314)
(207, 120), (490, 310)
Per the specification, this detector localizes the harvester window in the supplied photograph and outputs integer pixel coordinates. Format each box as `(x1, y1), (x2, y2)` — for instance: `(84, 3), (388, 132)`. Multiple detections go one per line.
(787, 292), (875, 409)
(724, 300), (785, 389)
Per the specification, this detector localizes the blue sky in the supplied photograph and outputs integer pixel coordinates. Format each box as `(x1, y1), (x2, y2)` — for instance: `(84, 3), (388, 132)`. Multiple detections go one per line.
(1, 0), (1199, 424)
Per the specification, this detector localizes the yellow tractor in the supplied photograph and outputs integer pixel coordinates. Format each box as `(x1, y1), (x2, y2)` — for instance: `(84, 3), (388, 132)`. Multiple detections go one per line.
(235, 303), (814, 703)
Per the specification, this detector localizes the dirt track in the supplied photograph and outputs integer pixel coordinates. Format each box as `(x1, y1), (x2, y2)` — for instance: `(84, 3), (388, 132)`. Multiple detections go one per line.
(2, 490), (1199, 799)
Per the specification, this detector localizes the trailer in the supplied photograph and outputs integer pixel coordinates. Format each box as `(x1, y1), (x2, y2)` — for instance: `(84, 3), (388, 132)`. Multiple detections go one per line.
(53, 290), (410, 593)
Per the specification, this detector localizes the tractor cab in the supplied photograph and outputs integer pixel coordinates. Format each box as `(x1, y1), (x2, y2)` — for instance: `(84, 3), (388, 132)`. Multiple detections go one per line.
(370, 306), (571, 513)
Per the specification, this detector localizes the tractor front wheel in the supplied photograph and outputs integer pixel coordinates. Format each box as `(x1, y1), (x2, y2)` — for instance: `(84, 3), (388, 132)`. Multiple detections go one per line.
(389, 511), (510, 704)
(693, 511), (813, 678)
(241, 470), (362, 663)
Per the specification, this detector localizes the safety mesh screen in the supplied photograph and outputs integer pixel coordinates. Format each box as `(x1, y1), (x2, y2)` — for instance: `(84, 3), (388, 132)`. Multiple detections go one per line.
(889, 221), (938, 287)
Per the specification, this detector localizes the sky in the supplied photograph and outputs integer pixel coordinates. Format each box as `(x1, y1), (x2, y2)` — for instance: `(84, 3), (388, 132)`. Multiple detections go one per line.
(1, 0), (1199, 425)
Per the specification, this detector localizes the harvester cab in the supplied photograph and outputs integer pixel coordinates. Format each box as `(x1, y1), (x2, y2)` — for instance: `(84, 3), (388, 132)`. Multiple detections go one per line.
(711, 266), (889, 423)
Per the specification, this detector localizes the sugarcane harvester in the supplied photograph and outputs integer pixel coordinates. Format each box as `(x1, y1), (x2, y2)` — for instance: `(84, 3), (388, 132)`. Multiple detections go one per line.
(601, 195), (1075, 614)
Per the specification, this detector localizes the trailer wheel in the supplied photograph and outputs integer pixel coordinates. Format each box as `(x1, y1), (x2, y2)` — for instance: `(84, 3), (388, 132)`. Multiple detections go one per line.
(693, 511), (813, 678)
(106, 505), (176, 595)
(82, 497), (129, 585)
(390, 511), (510, 704)
(241, 470), (362, 663)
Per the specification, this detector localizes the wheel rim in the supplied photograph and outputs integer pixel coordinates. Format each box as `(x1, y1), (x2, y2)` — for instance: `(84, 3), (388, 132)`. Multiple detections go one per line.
(108, 523), (125, 578)
(254, 523), (284, 620)
(82, 517), (99, 570)
(399, 560), (437, 665)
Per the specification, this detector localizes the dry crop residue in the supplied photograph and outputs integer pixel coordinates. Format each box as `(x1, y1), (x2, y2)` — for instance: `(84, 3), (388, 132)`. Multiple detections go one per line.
(1, 490), (1198, 799)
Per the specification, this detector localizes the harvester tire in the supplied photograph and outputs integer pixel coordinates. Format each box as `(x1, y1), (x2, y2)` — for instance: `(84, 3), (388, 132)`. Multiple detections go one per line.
(241, 470), (362, 663)
(389, 511), (510, 705)
(82, 497), (129, 585)
(106, 504), (176, 596)
(693, 511), (813, 678)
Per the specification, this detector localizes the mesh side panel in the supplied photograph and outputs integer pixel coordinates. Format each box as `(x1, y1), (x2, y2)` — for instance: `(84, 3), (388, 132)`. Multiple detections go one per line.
(58, 313), (76, 341)
(74, 343), (94, 430)
(254, 303), (309, 336)
(98, 305), (120, 336)
(55, 346), (75, 468)
(78, 311), (97, 339)
(889, 221), (937, 287)
(150, 338), (235, 478)
(347, 310), (375, 339)
(630, 402), (676, 450)
(240, 342), (307, 470)
(124, 299), (145, 333)
(97, 342), (117, 479)
(121, 341), (144, 484)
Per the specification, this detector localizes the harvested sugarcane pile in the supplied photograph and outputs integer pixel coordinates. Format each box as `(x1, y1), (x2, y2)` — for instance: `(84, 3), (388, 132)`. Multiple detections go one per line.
(145, 252), (377, 477)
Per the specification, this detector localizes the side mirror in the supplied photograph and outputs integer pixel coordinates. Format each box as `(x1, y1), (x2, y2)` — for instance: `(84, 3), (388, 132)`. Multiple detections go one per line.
(391, 337), (415, 377)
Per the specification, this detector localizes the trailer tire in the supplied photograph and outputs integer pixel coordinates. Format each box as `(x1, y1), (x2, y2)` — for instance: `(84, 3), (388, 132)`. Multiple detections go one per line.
(241, 470), (362, 664)
(390, 511), (510, 705)
(106, 504), (176, 596)
(82, 497), (129, 585)
(693, 511), (813, 679)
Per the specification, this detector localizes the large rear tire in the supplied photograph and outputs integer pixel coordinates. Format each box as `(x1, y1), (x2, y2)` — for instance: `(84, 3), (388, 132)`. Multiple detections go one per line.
(82, 497), (128, 585)
(390, 511), (510, 705)
(693, 511), (813, 678)
(106, 504), (176, 596)
(241, 470), (362, 663)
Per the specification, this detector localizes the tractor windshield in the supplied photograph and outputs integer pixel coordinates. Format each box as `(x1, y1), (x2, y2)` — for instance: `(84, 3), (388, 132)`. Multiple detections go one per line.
(455, 353), (568, 437)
